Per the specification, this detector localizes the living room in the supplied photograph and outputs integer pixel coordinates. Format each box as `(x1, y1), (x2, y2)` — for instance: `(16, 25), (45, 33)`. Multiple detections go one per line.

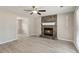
(0, 6), (79, 53)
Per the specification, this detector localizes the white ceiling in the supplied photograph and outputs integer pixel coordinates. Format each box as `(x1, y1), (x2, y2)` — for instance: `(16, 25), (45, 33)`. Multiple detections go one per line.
(0, 6), (76, 17)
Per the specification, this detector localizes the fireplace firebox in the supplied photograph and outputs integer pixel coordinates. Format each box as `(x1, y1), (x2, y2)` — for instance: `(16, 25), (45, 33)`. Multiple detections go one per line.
(44, 28), (53, 36)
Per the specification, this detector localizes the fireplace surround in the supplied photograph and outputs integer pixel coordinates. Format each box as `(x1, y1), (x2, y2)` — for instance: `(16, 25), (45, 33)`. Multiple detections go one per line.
(41, 15), (57, 39)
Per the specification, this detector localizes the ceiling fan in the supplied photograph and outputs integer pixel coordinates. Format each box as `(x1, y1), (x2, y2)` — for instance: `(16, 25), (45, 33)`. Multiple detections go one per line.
(24, 6), (46, 15)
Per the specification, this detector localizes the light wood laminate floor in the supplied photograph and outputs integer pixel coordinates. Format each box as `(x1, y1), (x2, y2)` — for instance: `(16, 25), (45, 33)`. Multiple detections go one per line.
(0, 35), (77, 53)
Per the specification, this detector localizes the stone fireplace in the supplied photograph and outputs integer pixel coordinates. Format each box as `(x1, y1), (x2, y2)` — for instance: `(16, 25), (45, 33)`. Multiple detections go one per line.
(41, 15), (57, 39)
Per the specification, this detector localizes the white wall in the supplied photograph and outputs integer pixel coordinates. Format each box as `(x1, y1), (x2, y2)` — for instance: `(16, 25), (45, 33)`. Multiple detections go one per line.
(17, 17), (30, 36)
(0, 9), (35, 43)
(57, 12), (74, 42)
(22, 17), (35, 36)
(0, 10), (16, 43)
(0, 10), (32, 43)
(28, 17), (36, 36)
(27, 16), (41, 36)
(17, 16), (41, 37)
(76, 8), (79, 50)
(33, 17), (41, 36)
(22, 18), (30, 36)
(74, 7), (79, 51)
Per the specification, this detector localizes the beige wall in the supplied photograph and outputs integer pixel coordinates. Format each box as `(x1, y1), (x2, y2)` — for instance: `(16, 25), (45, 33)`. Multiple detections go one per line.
(57, 12), (74, 41)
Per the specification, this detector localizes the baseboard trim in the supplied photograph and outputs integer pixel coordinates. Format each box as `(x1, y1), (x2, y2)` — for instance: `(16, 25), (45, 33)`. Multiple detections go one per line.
(58, 38), (73, 42)
(74, 45), (79, 53)
(0, 39), (16, 45)
(73, 42), (79, 53)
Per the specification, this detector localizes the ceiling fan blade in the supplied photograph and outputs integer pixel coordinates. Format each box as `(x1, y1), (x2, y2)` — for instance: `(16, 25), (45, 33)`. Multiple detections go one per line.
(38, 10), (46, 12)
(24, 9), (32, 11)
(37, 12), (41, 15)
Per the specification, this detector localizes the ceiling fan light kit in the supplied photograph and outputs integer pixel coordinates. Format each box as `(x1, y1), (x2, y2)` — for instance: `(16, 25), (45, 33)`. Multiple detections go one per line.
(32, 10), (37, 13)
(24, 6), (46, 15)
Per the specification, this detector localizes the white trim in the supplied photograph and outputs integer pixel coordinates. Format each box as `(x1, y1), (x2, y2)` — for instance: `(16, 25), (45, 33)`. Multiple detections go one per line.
(0, 39), (16, 45)
(74, 41), (79, 52)
(58, 37), (73, 42)
(42, 22), (56, 25)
